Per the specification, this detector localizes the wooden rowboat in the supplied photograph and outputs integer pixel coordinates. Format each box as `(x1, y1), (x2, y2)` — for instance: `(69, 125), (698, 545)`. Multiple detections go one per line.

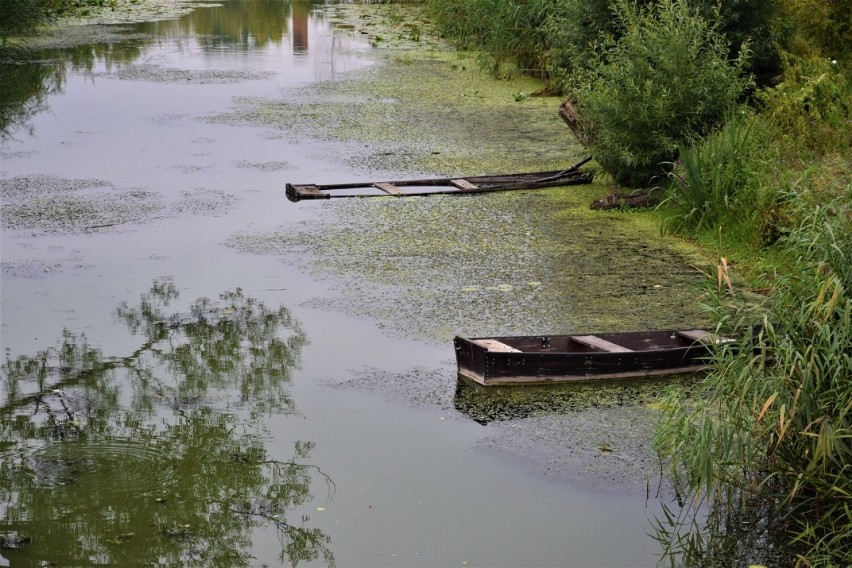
(454, 328), (735, 386)
(285, 158), (593, 201)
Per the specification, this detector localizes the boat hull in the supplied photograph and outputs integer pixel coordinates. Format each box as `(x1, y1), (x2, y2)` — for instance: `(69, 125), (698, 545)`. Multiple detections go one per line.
(453, 330), (720, 386)
(285, 159), (594, 201)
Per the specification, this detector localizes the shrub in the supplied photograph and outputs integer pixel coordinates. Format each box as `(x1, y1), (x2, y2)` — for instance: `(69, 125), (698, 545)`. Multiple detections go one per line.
(777, 0), (851, 63)
(571, 0), (751, 187)
(758, 56), (852, 161)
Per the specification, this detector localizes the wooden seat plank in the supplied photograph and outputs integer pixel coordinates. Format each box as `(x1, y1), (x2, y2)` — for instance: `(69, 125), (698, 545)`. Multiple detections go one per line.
(677, 329), (734, 344)
(571, 335), (633, 352)
(374, 182), (403, 195)
(451, 178), (480, 190)
(473, 339), (521, 353)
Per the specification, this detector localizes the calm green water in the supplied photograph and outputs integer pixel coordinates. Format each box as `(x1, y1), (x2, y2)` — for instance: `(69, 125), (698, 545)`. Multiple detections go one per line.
(0, 1), (702, 565)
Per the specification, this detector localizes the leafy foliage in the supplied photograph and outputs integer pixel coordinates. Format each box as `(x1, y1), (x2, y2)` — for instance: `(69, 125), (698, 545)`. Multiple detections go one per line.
(0, 0), (116, 46)
(0, 0), (46, 42)
(777, 0), (852, 63)
(758, 55), (852, 160)
(570, 1), (751, 187)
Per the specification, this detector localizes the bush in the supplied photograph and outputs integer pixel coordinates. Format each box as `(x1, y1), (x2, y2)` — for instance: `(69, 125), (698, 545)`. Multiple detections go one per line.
(777, 0), (851, 63)
(544, 0), (780, 86)
(758, 56), (852, 161)
(570, 0), (751, 187)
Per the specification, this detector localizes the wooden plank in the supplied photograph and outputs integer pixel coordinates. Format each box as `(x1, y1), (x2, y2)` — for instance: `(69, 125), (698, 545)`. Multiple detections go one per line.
(473, 339), (521, 353)
(571, 335), (633, 353)
(374, 182), (403, 195)
(677, 329), (712, 342)
(677, 329), (734, 344)
(450, 178), (479, 190)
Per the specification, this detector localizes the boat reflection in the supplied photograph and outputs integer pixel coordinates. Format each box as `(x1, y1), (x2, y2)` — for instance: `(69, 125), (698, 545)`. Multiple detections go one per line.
(453, 374), (697, 425)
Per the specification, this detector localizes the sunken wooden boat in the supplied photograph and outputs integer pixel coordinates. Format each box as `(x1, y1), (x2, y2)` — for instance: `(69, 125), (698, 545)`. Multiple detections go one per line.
(454, 328), (734, 386)
(286, 158), (593, 201)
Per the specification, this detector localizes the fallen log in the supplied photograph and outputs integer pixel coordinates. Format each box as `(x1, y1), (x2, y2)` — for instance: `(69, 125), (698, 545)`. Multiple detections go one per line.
(591, 190), (660, 211)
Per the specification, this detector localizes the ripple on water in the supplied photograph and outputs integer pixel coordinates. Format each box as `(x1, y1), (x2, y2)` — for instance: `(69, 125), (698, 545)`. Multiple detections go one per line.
(27, 438), (177, 495)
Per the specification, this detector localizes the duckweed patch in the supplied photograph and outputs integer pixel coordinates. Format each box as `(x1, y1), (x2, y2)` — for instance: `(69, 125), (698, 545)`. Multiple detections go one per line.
(479, 407), (666, 493)
(199, 2), (588, 175)
(228, 190), (706, 344)
(1, 176), (234, 234)
(1, 260), (65, 279)
(233, 159), (293, 171)
(328, 365), (454, 410)
(460, 378), (690, 492)
(328, 361), (695, 492)
(106, 64), (273, 84)
(324, 3), (446, 53)
(203, 53), (580, 176)
(57, 0), (201, 26)
(11, 26), (152, 51)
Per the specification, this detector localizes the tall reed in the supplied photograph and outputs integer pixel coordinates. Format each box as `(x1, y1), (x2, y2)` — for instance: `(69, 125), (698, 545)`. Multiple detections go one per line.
(654, 181), (852, 566)
(662, 110), (761, 234)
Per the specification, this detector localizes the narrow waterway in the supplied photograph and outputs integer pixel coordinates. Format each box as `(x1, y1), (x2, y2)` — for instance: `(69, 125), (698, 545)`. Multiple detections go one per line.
(1, 1), (708, 565)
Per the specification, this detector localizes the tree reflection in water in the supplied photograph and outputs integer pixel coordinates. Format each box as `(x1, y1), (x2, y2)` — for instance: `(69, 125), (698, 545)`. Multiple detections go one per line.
(0, 280), (334, 567)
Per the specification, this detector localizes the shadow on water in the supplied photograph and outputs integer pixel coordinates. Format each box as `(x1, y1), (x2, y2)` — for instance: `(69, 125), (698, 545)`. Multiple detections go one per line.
(0, 281), (335, 567)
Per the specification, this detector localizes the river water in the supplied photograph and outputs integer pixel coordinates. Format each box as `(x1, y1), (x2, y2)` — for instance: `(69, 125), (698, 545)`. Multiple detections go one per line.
(0, 1), (708, 565)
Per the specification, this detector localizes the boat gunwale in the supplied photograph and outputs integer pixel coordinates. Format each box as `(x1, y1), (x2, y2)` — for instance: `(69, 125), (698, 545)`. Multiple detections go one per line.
(457, 329), (712, 354)
(453, 329), (722, 387)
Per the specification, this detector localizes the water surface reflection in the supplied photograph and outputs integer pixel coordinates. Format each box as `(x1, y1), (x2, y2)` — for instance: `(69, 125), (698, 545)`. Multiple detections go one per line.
(0, 281), (334, 566)
(0, 0), (353, 140)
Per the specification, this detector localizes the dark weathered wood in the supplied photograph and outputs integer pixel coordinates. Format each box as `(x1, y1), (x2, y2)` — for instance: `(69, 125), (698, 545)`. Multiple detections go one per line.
(286, 184), (324, 198)
(452, 327), (762, 386)
(285, 159), (594, 201)
(558, 99), (592, 147)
